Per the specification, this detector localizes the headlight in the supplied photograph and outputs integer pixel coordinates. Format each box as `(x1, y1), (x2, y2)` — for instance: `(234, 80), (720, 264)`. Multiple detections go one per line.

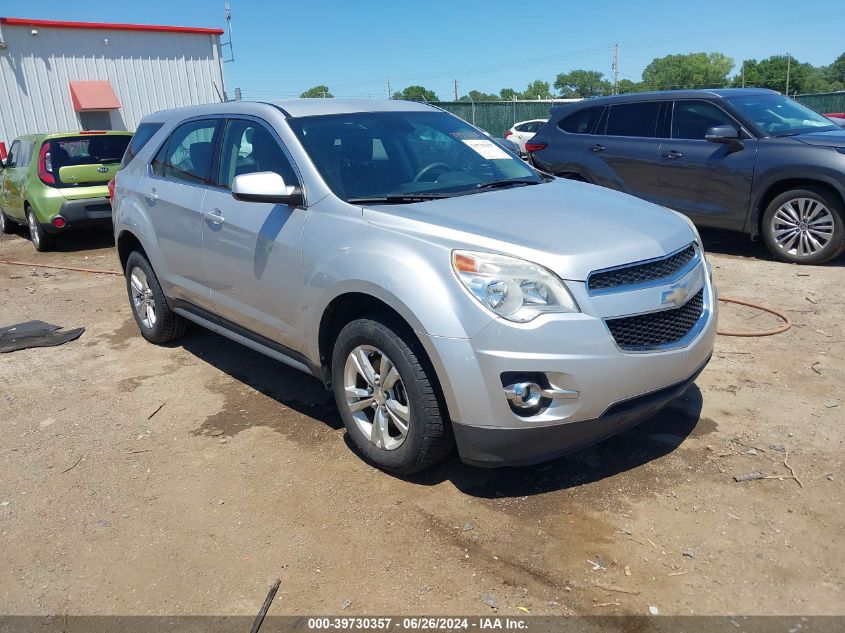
(452, 250), (579, 322)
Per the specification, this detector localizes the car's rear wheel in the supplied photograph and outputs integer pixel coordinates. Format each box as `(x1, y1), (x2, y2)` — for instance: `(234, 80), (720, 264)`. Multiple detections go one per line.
(762, 187), (845, 264)
(124, 251), (188, 344)
(331, 316), (453, 475)
(0, 209), (15, 234)
(26, 207), (54, 252)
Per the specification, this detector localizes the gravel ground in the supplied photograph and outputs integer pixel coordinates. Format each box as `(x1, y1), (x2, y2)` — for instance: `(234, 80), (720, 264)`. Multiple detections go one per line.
(0, 225), (842, 617)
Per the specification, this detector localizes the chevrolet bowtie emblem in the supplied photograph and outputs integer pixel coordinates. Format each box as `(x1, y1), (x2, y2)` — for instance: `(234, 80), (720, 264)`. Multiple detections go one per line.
(661, 283), (689, 306)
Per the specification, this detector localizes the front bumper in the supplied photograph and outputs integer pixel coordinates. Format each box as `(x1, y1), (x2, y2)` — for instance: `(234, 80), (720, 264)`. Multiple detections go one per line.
(420, 267), (717, 467)
(42, 197), (112, 233)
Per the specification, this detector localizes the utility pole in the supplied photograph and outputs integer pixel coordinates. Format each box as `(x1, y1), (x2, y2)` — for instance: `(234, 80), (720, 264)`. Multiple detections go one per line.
(454, 79), (459, 101)
(741, 61), (745, 88)
(387, 77), (392, 99)
(234, 87), (242, 101)
(785, 53), (791, 95)
(612, 44), (619, 95)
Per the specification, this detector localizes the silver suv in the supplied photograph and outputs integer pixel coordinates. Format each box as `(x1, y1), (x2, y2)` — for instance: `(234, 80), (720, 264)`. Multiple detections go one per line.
(113, 99), (717, 474)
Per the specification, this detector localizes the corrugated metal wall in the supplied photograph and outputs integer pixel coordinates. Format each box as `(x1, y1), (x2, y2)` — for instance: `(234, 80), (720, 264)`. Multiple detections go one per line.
(437, 101), (579, 138)
(0, 23), (225, 144)
(795, 92), (845, 114)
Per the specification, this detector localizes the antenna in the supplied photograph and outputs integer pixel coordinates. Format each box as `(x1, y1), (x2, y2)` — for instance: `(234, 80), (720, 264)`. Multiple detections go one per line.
(222, 2), (235, 63)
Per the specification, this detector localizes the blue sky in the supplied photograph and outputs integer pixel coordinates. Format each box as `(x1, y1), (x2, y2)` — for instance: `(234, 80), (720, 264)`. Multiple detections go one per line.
(3, 1), (844, 99)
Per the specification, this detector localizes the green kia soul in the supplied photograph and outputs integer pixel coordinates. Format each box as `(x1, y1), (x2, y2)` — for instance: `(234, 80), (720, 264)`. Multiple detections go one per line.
(0, 131), (132, 251)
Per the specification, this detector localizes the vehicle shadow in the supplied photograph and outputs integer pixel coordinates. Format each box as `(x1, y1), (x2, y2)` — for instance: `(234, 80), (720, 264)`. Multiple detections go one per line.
(174, 326), (342, 430)
(2, 223), (114, 253)
(699, 227), (845, 266)
(407, 385), (706, 497)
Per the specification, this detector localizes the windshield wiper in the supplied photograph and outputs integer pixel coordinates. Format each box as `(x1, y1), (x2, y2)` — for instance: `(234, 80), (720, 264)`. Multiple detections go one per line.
(474, 178), (541, 190)
(347, 193), (455, 204)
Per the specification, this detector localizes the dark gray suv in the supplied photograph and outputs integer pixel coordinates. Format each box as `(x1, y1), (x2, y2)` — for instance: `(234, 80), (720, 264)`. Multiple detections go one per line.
(529, 88), (845, 264)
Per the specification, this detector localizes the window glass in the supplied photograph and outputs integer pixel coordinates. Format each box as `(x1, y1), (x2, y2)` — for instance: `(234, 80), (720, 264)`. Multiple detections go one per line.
(151, 140), (168, 178)
(162, 120), (218, 185)
(672, 101), (735, 140)
(121, 122), (163, 168)
(558, 107), (603, 134)
(217, 119), (297, 189)
(606, 102), (661, 137)
(16, 141), (34, 167)
(5, 141), (20, 167)
(725, 93), (837, 136)
(288, 111), (539, 201)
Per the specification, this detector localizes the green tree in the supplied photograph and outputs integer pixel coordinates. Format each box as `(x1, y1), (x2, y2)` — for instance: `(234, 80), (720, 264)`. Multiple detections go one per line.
(499, 87), (519, 100)
(521, 79), (553, 100)
(392, 85), (439, 102)
(641, 52), (734, 90)
(458, 90), (498, 102)
(299, 85), (334, 98)
(829, 52), (845, 87)
(617, 78), (643, 94)
(734, 56), (827, 94)
(554, 69), (611, 98)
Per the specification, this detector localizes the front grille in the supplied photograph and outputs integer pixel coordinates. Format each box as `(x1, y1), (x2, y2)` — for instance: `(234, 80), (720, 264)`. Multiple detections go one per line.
(606, 289), (704, 349)
(589, 244), (697, 291)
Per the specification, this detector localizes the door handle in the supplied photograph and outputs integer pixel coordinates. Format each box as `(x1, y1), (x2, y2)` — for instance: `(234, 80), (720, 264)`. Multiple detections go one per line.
(204, 208), (225, 225)
(590, 144), (606, 153)
(662, 150), (683, 159)
(146, 188), (158, 202)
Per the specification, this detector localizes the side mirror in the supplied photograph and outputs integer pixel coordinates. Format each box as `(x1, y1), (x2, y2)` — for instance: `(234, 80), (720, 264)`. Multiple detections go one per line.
(705, 125), (742, 147)
(231, 171), (303, 205)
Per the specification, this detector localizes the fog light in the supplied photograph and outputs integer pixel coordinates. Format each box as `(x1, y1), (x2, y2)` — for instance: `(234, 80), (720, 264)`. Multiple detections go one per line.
(505, 382), (543, 409)
(52, 216), (66, 229)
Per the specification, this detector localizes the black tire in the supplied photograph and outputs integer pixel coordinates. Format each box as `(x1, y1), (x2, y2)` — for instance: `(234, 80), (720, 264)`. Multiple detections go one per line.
(762, 187), (845, 265)
(124, 251), (188, 344)
(0, 208), (15, 234)
(26, 207), (55, 252)
(331, 316), (453, 475)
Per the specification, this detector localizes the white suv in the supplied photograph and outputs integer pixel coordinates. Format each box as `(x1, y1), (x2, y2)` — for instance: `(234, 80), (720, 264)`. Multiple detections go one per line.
(505, 119), (548, 155)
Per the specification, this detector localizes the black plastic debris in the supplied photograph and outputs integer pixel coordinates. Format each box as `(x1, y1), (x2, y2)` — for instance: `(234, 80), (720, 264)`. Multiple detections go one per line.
(0, 320), (84, 353)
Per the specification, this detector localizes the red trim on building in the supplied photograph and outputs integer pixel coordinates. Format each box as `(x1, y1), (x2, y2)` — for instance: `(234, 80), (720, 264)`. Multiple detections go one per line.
(69, 81), (122, 112)
(0, 17), (224, 35)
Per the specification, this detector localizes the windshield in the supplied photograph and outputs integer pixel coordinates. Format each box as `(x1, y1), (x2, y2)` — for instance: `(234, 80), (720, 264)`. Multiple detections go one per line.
(726, 94), (837, 136)
(287, 111), (540, 202)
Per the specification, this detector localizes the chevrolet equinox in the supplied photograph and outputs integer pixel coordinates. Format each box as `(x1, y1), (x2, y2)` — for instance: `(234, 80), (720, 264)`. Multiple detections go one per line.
(113, 99), (716, 474)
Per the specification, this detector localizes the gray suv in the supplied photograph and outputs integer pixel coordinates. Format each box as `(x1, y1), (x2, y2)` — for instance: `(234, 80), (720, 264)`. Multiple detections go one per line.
(529, 89), (845, 264)
(113, 99), (716, 474)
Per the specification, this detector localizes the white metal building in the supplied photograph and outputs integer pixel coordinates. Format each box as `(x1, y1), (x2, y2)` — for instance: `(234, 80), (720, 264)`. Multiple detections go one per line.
(0, 17), (227, 146)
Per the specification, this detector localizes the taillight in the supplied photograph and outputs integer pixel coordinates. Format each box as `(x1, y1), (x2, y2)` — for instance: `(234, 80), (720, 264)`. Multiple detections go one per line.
(524, 141), (548, 153)
(38, 143), (56, 185)
(504, 130), (513, 138)
(108, 178), (116, 205)
(80, 130), (108, 135)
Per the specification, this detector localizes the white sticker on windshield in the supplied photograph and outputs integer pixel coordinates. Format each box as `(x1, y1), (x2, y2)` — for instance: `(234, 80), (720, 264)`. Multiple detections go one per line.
(462, 139), (512, 160)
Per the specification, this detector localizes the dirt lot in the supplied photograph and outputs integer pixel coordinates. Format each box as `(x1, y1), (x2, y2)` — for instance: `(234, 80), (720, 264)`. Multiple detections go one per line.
(0, 226), (842, 617)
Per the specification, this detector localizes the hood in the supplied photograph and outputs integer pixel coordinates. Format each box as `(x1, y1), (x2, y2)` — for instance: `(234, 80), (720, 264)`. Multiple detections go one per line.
(362, 180), (696, 281)
(792, 128), (845, 147)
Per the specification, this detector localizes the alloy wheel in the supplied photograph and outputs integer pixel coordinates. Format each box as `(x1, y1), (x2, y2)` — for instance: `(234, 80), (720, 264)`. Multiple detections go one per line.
(27, 212), (40, 248)
(343, 345), (410, 451)
(0, 211), (6, 232)
(129, 267), (157, 329)
(771, 197), (835, 258)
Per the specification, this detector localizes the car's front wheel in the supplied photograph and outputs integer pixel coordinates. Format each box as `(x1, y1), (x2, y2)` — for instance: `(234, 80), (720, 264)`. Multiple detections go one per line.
(124, 251), (188, 344)
(331, 316), (453, 475)
(762, 187), (845, 264)
(26, 207), (54, 252)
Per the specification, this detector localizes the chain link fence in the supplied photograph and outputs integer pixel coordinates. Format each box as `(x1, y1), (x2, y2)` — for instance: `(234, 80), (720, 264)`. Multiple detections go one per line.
(794, 92), (845, 113)
(436, 100), (579, 138)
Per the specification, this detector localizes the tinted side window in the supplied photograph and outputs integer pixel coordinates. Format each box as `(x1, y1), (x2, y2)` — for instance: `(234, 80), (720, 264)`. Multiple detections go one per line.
(16, 141), (35, 167)
(151, 140), (168, 178)
(606, 102), (661, 137)
(163, 119), (219, 185)
(672, 101), (734, 140)
(558, 107), (603, 134)
(5, 141), (20, 167)
(217, 119), (298, 190)
(121, 122), (164, 168)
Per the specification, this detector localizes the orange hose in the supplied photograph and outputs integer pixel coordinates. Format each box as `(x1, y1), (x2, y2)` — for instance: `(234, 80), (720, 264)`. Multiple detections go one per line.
(0, 259), (121, 276)
(717, 296), (791, 337)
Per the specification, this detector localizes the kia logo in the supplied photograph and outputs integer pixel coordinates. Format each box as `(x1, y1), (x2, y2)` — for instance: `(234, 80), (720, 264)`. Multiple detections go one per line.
(97, 166), (109, 173)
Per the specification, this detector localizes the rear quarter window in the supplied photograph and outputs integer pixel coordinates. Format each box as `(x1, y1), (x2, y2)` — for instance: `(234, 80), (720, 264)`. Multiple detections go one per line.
(120, 123), (163, 168)
(558, 107), (604, 134)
